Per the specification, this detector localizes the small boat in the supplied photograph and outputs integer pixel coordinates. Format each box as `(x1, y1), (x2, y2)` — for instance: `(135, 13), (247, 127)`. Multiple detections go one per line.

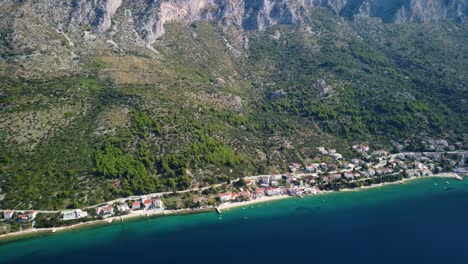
(446, 181), (450, 184)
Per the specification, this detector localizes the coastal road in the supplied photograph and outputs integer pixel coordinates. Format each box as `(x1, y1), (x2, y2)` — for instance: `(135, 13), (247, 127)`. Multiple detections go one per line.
(0, 210), (59, 214)
(84, 173), (319, 209)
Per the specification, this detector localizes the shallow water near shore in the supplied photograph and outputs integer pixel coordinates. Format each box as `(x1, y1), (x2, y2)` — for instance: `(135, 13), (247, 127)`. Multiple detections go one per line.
(1, 177), (468, 264)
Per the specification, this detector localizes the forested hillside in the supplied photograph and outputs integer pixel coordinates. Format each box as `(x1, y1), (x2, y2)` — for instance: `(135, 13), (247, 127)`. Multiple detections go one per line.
(0, 6), (466, 210)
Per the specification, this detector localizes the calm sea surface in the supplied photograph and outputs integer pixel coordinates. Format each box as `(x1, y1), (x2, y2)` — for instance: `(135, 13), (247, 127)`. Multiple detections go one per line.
(1, 178), (468, 264)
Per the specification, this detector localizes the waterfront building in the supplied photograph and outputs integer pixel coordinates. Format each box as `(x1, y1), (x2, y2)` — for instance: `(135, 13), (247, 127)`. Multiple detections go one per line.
(218, 193), (233, 203)
(132, 201), (141, 210)
(152, 198), (164, 209)
(116, 204), (130, 213)
(265, 188), (281, 196)
(96, 205), (114, 216)
(254, 188), (265, 199)
(143, 199), (153, 209)
(62, 209), (88, 220)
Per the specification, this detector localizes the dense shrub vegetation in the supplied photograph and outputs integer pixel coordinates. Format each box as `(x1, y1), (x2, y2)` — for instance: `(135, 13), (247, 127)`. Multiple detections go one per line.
(0, 13), (466, 209)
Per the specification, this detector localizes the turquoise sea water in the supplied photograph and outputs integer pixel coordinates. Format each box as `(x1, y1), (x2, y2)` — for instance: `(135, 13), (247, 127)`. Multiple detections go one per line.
(1, 178), (468, 264)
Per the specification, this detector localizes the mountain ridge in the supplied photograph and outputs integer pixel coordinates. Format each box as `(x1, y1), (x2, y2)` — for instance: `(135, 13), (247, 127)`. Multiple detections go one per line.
(2, 0), (466, 46)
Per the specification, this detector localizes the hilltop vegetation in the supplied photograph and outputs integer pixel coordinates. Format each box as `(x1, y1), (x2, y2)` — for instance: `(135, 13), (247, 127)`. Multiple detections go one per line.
(0, 11), (466, 209)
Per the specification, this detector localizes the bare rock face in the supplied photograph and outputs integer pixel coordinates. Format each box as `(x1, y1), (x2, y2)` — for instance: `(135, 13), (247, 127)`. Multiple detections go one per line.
(17, 0), (468, 42)
(0, 0), (468, 70)
(354, 0), (467, 23)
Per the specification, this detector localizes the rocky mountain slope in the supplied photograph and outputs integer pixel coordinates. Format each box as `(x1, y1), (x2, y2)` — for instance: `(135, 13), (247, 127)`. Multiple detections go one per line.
(0, 1), (466, 209)
(0, 0), (465, 76)
(1, 0), (467, 50)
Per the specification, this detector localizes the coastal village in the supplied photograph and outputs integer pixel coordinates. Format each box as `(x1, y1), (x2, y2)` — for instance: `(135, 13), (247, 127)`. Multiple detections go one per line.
(1, 144), (466, 237)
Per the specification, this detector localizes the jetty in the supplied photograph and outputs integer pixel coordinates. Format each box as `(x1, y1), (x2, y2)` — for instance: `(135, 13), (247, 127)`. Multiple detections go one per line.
(435, 173), (464, 181)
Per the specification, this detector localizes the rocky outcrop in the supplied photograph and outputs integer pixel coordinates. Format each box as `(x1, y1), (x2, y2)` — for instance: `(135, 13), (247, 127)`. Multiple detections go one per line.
(342, 0), (467, 23)
(20, 0), (468, 39)
(2, 0), (467, 51)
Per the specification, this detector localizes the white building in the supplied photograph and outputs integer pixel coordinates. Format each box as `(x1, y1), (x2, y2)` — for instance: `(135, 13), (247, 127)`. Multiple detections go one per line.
(3, 211), (14, 220)
(62, 209), (88, 220)
(116, 204), (130, 213)
(317, 147), (328, 155)
(152, 198), (164, 209)
(218, 193), (233, 203)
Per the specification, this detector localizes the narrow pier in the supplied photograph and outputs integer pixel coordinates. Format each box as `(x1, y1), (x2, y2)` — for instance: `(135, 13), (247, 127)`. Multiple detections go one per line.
(215, 207), (222, 215)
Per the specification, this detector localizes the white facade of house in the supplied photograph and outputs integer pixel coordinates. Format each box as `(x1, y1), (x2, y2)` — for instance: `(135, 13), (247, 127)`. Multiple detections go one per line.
(62, 209), (88, 220)
(3, 211), (14, 220)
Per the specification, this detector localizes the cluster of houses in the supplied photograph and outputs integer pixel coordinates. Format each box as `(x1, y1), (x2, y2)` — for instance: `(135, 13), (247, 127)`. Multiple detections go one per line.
(128, 196), (164, 212)
(216, 174), (321, 204)
(213, 147), (467, 206)
(423, 139), (462, 152)
(217, 186), (319, 203)
(317, 147), (343, 160)
(3, 144), (465, 228)
(2, 211), (37, 222)
(60, 196), (165, 221)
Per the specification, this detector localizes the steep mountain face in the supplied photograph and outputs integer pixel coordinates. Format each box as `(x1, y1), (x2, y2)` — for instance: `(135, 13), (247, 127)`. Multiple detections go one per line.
(0, 0), (465, 74)
(3, 0), (467, 46)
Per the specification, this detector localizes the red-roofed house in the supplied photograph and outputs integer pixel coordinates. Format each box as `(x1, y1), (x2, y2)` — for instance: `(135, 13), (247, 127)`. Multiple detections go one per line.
(26, 211), (37, 220)
(17, 214), (29, 222)
(142, 199), (153, 209)
(218, 193), (233, 203)
(238, 191), (251, 200)
(254, 188), (265, 199)
(245, 179), (254, 186)
(96, 205), (114, 216)
(132, 201), (141, 210)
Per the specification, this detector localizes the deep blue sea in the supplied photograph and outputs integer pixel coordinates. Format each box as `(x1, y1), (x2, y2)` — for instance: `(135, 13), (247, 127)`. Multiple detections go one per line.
(1, 178), (468, 264)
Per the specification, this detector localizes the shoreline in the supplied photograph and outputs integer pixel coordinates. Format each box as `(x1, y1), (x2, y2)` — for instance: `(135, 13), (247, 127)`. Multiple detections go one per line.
(216, 173), (463, 211)
(0, 173), (463, 243)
